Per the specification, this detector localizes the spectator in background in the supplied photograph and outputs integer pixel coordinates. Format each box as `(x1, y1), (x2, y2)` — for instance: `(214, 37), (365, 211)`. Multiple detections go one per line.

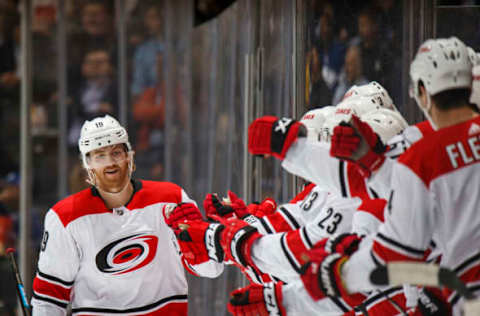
(68, 1), (115, 87)
(312, 10), (346, 91)
(132, 52), (166, 180)
(68, 49), (117, 148)
(131, 2), (164, 100)
(349, 7), (393, 92)
(132, 52), (186, 180)
(306, 46), (332, 109)
(332, 45), (368, 105)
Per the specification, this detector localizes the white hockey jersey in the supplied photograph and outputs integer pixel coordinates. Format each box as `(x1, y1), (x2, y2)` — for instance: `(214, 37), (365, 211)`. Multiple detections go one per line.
(370, 120), (434, 198)
(344, 116), (480, 314)
(32, 180), (223, 316)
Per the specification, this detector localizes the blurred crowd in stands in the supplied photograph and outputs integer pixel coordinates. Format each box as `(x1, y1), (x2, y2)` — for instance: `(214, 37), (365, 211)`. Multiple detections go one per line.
(305, 0), (402, 109)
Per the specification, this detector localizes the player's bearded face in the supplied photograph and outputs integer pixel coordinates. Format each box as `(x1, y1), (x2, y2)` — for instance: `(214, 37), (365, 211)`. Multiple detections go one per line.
(88, 145), (130, 192)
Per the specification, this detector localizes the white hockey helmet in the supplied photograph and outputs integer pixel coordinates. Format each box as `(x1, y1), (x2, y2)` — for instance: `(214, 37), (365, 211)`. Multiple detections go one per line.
(409, 37), (472, 106)
(300, 106), (336, 141)
(360, 108), (408, 143)
(78, 115), (132, 169)
(467, 46), (480, 66)
(322, 96), (384, 142)
(335, 95), (383, 118)
(342, 81), (397, 111)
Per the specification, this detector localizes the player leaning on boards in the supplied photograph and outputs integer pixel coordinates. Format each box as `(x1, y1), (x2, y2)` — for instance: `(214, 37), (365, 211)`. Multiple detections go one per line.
(302, 37), (480, 315)
(31, 115), (223, 316)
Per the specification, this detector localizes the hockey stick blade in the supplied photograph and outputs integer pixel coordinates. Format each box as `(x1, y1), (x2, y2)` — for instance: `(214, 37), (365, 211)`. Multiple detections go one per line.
(6, 248), (31, 316)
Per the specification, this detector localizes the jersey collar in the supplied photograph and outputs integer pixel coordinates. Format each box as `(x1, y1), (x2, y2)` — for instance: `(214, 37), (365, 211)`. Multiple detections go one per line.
(90, 179), (143, 210)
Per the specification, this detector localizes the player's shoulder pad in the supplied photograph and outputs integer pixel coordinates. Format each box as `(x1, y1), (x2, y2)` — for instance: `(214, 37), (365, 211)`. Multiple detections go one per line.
(51, 188), (109, 227)
(129, 180), (183, 209)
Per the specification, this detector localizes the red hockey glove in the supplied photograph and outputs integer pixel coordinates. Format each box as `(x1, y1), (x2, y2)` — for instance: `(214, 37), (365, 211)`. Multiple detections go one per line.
(408, 288), (452, 316)
(248, 116), (306, 159)
(322, 233), (363, 256)
(219, 218), (262, 269)
(204, 193), (237, 219)
(227, 282), (286, 316)
(204, 191), (251, 219)
(164, 203), (203, 233)
(330, 115), (386, 178)
(175, 220), (225, 264)
(247, 197), (277, 217)
(300, 245), (364, 306)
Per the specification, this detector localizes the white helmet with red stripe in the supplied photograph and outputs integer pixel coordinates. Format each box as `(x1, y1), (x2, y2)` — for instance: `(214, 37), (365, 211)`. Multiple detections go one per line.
(322, 106), (407, 143)
(342, 81), (397, 111)
(300, 106), (336, 141)
(410, 37), (472, 126)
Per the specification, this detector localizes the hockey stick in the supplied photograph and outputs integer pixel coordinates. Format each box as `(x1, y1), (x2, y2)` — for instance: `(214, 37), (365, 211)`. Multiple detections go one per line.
(6, 248), (31, 316)
(370, 262), (480, 316)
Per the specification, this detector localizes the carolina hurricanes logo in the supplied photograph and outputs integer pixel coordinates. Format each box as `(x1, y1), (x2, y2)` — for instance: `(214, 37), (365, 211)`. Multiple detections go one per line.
(96, 233), (158, 275)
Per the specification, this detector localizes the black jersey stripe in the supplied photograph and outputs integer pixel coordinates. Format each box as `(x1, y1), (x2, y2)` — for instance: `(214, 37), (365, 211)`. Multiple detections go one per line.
(258, 217), (273, 234)
(454, 251), (480, 274)
(33, 292), (68, 309)
(377, 233), (425, 256)
(279, 234), (301, 273)
(369, 187), (379, 199)
(301, 226), (313, 249)
(329, 296), (351, 313)
(37, 270), (74, 287)
(279, 207), (300, 229)
(371, 250), (383, 266)
(361, 287), (403, 308)
(339, 161), (348, 198)
(72, 294), (188, 314)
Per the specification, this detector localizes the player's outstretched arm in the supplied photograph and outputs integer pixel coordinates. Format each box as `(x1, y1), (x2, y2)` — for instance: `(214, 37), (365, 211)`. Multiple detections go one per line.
(164, 202), (224, 278)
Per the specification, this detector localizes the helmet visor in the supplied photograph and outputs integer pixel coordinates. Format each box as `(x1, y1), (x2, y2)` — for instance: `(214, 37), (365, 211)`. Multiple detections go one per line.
(87, 145), (128, 168)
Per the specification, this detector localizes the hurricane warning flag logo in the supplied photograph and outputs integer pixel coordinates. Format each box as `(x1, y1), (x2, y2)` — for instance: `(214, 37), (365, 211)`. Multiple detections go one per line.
(96, 233), (158, 275)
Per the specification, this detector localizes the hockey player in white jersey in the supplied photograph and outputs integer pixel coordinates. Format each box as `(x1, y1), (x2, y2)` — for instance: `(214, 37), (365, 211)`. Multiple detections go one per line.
(300, 37), (479, 316)
(31, 115), (223, 316)
(171, 105), (411, 315)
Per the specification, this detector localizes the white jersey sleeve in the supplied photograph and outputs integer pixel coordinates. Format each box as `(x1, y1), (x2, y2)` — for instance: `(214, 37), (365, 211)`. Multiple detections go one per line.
(343, 149), (437, 294)
(32, 210), (80, 315)
(252, 186), (329, 235)
(282, 139), (342, 193)
(369, 122), (432, 198)
(251, 193), (358, 282)
(282, 280), (352, 315)
(282, 139), (375, 200)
